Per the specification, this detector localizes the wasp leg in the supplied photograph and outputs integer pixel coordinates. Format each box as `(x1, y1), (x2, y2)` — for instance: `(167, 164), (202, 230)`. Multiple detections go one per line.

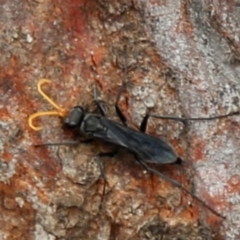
(139, 112), (187, 136)
(139, 112), (150, 133)
(150, 110), (240, 122)
(95, 150), (119, 210)
(95, 150), (119, 180)
(135, 157), (225, 219)
(94, 100), (106, 116)
(93, 86), (106, 116)
(115, 81), (128, 126)
(34, 139), (94, 147)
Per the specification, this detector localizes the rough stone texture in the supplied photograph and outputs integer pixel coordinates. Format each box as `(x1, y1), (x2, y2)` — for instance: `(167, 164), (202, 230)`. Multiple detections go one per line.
(0, 0), (240, 239)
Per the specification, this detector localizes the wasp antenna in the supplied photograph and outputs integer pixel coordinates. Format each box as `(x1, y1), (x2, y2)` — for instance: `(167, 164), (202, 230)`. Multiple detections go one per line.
(38, 79), (66, 113)
(28, 110), (66, 131)
(28, 79), (68, 131)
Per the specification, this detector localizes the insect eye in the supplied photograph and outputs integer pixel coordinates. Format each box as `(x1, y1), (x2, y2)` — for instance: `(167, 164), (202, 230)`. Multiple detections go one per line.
(64, 106), (84, 128)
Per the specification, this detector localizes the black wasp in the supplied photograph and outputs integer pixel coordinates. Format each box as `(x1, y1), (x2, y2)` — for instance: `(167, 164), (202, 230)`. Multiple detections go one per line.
(29, 78), (238, 219)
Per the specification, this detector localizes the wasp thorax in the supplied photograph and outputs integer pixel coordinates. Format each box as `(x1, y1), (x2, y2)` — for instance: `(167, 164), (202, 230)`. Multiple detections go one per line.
(84, 115), (105, 132)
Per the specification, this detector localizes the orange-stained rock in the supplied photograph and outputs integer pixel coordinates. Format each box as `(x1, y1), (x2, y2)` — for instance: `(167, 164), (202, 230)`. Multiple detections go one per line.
(0, 0), (239, 239)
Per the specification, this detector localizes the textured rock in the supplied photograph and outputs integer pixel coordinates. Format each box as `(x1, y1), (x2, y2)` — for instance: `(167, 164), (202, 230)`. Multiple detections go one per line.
(0, 0), (239, 239)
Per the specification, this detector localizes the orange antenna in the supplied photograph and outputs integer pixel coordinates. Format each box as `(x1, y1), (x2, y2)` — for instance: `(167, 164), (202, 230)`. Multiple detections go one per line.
(28, 79), (67, 131)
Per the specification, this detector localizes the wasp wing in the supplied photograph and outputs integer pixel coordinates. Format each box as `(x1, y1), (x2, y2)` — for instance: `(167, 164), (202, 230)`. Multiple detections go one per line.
(92, 117), (179, 164)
